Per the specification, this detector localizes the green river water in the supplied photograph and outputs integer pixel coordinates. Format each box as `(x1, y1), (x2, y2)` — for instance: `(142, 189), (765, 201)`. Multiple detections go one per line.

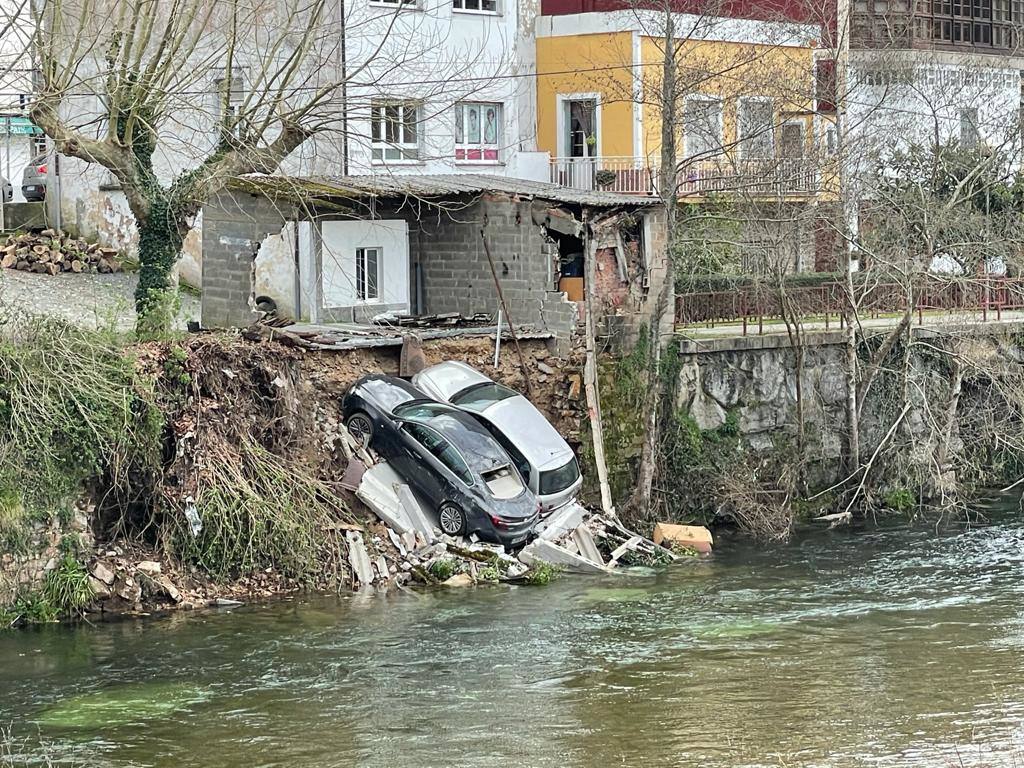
(4, 500), (1024, 767)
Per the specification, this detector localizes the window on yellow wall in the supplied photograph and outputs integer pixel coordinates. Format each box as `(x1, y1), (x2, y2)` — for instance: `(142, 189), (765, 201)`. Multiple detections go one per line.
(738, 98), (775, 161)
(683, 97), (722, 158)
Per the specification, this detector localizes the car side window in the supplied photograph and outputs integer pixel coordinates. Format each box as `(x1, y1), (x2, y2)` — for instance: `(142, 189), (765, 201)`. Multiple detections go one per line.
(404, 423), (473, 485)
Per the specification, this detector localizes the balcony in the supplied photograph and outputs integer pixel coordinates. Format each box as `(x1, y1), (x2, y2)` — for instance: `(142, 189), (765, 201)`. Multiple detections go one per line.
(548, 156), (821, 198)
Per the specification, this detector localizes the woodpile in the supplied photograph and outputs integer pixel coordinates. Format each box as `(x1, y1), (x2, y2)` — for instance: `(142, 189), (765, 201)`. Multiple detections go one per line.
(1, 229), (122, 275)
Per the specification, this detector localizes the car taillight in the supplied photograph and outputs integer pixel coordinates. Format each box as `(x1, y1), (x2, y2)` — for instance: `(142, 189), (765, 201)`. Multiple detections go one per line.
(488, 513), (509, 530)
(37, 165), (46, 174)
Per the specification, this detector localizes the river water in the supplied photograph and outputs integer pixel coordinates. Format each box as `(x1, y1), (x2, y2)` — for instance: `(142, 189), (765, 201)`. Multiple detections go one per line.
(4, 501), (1024, 767)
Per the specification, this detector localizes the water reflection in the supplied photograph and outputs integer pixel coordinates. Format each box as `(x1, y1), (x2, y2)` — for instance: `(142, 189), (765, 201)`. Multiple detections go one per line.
(3, 511), (1024, 766)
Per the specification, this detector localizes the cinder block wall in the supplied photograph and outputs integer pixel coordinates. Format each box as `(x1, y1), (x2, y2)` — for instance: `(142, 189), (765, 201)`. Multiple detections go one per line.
(201, 192), (287, 328)
(411, 194), (569, 334)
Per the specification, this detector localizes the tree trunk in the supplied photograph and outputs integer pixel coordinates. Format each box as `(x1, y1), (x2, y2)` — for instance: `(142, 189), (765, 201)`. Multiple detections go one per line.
(630, 8), (678, 515)
(135, 198), (185, 337)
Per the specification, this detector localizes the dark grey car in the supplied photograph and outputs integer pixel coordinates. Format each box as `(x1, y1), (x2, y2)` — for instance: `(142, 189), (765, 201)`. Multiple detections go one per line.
(21, 156), (46, 201)
(342, 375), (540, 547)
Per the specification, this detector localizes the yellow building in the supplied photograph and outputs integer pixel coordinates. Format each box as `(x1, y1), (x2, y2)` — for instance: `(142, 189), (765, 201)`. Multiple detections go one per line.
(536, 11), (839, 210)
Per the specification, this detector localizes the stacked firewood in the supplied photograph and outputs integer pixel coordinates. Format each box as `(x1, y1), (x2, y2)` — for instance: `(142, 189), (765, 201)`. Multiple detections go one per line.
(1, 229), (122, 275)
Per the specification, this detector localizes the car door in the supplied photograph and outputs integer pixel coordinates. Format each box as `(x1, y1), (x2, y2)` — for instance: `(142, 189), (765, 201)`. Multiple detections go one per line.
(396, 422), (450, 505)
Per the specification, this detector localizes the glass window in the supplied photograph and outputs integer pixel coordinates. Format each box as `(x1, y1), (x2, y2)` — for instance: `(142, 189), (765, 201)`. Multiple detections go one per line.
(370, 100), (419, 162)
(355, 247), (381, 301)
(738, 98), (774, 160)
(405, 424), (473, 485)
(453, 0), (497, 11)
(455, 102), (502, 162)
(683, 97), (722, 158)
(539, 457), (581, 496)
(450, 383), (518, 411)
(960, 107), (980, 146)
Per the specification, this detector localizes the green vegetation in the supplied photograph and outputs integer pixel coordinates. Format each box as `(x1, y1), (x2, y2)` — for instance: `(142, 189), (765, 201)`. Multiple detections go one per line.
(172, 436), (359, 585)
(523, 562), (560, 586)
(1, 552), (94, 627)
(0, 312), (162, 550)
(477, 565), (501, 582)
(883, 488), (917, 514)
(427, 559), (457, 582)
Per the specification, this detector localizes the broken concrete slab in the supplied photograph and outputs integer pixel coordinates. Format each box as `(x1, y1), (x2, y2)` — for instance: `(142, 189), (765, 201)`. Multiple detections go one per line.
(397, 484), (436, 541)
(345, 530), (375, 587)
(135, 560), (162, 576)
(355, 462), (436, 543)
(535, 501), (586, 541)
(571, 526), (604, 565)
(518, 538), (611, 575)
(609, 535), (643, 565)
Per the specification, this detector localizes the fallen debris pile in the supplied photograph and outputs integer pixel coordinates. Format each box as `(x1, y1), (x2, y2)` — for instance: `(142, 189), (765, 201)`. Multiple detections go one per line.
(347, 435), (679, 585)
(1, 229), (122, 275)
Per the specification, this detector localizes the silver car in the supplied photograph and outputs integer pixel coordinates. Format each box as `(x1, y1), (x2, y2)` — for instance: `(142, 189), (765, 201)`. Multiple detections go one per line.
(412, 361), (582, 512)
(21, 156), (46, 202)
(0, 176), (11, 203)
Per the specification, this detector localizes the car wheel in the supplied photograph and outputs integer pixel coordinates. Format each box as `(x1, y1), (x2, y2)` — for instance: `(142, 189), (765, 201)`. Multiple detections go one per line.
(346, 412), (373, 449)
(438, 502), (467, 537)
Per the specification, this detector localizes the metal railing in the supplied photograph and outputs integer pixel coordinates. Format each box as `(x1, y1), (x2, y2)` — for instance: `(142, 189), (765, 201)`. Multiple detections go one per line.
(675, 277), (1024, 335)
(548, 156), (658, 195)
(548, 155), (820, 197)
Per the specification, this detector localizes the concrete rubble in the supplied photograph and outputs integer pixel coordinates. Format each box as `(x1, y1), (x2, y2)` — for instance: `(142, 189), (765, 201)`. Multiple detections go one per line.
(350, 444), (679, 585)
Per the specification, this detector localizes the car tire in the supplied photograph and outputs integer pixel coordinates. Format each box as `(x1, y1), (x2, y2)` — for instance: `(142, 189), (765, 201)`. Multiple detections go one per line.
(345, 412), (373, 450)
(438, 502), (467, 537)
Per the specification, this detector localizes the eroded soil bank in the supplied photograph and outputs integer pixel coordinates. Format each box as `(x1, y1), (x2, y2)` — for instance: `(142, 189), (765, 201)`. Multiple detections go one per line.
(0, 324), (584, 625)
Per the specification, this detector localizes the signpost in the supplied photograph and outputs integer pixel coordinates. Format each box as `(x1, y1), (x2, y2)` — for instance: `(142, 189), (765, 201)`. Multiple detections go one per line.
(0, 115), (44, 232)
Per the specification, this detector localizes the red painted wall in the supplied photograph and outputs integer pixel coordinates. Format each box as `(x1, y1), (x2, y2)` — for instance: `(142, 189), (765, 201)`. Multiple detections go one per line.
(540, 0), (836, 37)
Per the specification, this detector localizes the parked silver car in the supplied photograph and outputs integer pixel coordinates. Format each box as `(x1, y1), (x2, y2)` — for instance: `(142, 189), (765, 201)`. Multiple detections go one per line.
(0, 176), (11, 203)
(21, 156), (47, 202)
(412, 361), (582, 512)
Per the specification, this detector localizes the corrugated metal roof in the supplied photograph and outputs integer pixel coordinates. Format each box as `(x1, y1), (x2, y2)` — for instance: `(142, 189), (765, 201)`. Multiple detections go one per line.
(237, 172), (660, 208)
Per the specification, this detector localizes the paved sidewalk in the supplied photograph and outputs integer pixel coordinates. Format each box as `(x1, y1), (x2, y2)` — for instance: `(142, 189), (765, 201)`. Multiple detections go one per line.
(0, 268), (200, 331)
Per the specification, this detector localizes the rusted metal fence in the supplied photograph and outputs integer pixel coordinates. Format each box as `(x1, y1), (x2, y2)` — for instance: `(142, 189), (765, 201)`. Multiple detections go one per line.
(675, 277), (1024, 335)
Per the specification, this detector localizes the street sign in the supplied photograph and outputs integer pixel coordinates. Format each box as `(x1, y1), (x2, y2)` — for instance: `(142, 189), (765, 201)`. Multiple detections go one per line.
(2, 116), (42, 136)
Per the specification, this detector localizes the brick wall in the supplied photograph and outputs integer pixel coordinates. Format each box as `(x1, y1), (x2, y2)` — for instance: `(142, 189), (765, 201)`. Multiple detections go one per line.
(201, 192), (288, 328)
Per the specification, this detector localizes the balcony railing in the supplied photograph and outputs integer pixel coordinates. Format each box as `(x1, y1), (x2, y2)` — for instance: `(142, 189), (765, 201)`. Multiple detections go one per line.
(548, 156), (820, 197)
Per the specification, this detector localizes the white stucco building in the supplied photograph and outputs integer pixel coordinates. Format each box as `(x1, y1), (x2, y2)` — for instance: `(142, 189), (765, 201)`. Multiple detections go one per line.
(43, 0), (543, 289)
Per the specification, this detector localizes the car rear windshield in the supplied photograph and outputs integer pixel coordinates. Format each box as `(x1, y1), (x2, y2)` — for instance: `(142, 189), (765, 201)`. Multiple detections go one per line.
(538, 457), (581, 496)
(450, 383), (517, 411)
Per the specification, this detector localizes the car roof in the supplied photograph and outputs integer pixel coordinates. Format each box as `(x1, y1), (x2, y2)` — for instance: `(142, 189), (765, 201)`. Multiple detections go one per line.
(353, 375), (428, 413)
(407, 408), (512, 473)
(415, 361), (491, 401)
(478, 396), (575, 470)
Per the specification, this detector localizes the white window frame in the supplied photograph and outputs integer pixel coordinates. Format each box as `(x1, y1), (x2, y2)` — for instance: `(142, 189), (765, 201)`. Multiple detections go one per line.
(682, 94), (723, 158)
(453, 0), (498, 14)
(455, 101), (503, 163)
(213, 67), (246, 138)
(737, 96), (775, 160)
(556, 92), (602, 158)
(370, 100), (420, 163)
(355, 246), (383, 303)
